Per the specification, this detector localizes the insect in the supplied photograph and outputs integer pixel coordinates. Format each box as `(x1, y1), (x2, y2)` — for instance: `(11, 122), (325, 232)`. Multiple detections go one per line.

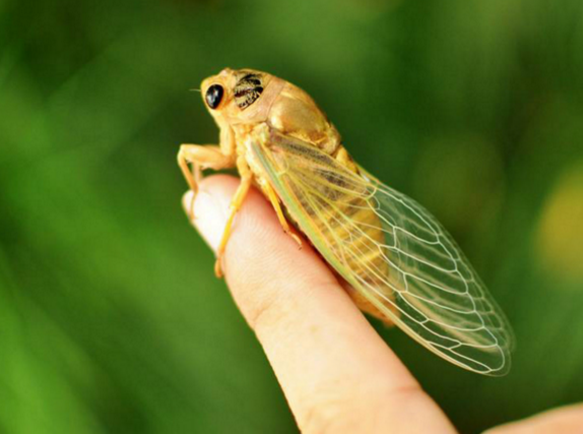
(178, 68), (514, 375)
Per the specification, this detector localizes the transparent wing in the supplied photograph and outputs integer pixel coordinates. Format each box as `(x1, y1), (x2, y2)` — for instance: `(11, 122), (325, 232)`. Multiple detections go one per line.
(251, 131), (514, 375)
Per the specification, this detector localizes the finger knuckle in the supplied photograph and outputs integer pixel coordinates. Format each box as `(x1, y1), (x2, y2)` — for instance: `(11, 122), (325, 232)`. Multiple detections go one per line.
(301, 393), (360, 434)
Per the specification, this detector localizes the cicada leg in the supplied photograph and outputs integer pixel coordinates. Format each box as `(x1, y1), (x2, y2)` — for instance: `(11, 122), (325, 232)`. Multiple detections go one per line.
(214, 156), (254, 278)
(177, 144), (235, 219)
(262, 181), (302, 248)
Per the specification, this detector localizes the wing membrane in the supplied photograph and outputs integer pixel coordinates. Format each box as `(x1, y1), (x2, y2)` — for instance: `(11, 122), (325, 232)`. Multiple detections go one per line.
(251, 132), (514, 375)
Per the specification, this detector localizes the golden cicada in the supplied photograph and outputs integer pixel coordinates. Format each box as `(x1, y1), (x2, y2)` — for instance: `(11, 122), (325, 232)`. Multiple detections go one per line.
(178, 68), (514, 375)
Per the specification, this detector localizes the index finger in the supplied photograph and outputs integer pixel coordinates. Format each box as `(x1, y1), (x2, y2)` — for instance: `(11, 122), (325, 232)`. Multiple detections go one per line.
(186, 175), (457, 434)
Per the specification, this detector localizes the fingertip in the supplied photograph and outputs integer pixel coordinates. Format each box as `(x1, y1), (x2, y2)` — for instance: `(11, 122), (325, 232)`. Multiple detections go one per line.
(181, 174), (341, 323)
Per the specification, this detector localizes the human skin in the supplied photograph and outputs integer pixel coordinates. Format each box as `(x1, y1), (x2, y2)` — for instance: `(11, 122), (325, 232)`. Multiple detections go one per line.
(183, 174), (583, 434)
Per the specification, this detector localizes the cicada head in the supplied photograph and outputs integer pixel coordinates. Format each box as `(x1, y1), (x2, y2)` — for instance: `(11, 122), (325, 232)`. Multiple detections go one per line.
(200, 68), (280, 127)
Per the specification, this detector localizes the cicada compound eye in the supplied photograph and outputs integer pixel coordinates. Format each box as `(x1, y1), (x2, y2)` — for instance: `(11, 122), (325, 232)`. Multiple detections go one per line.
(205, 84), (224, 109)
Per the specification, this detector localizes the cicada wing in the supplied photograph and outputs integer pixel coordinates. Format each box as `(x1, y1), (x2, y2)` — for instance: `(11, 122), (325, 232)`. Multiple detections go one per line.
(251, 131), (514, 375)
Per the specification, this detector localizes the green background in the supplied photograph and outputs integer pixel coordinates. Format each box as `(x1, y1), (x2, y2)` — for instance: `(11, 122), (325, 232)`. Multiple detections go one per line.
(1, 0), (582, 432)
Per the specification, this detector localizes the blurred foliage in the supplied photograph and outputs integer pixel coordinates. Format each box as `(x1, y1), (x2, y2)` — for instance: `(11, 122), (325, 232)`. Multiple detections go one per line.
(0, 0), (582, 432)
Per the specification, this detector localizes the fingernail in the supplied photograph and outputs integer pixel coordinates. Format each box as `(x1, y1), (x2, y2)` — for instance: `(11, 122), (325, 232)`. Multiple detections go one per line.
(184, 189), (228, 253)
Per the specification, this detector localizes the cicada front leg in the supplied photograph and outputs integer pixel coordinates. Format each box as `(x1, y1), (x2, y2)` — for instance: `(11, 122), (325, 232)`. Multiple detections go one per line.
(214, 155), (254, 278)
(177, 144), (235, 219)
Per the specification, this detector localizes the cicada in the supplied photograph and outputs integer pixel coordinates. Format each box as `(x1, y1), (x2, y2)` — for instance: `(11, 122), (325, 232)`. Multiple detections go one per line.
(178, 68), (514, 375)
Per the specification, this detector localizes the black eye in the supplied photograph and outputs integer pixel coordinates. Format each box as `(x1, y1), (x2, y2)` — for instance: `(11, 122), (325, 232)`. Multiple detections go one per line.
(205, 84), (224, 109)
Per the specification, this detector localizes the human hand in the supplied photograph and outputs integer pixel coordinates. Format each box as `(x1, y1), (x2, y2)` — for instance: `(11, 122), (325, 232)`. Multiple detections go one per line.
(183, 175), (583, 434)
